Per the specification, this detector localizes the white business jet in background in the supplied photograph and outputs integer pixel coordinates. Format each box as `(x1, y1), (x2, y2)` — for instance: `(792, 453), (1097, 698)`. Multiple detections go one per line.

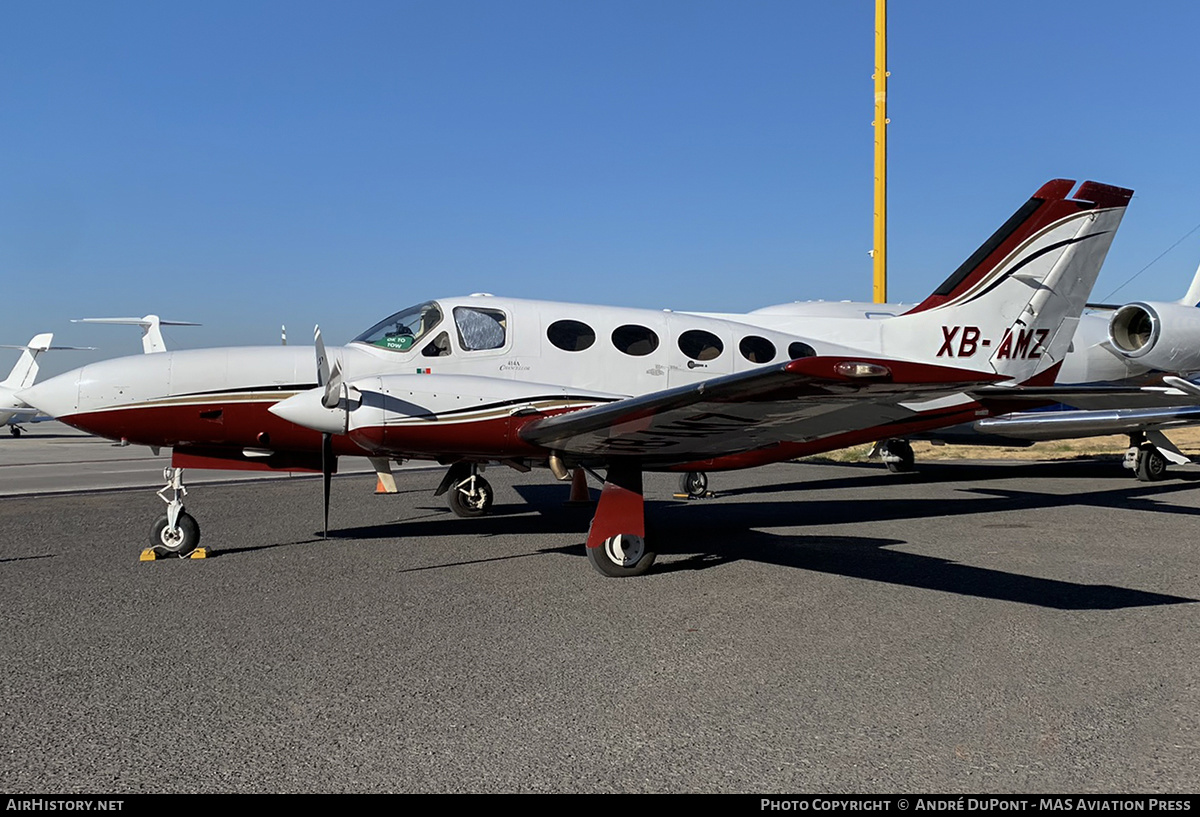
(1, 334), (92, 437)
(748, 262), (1200, 481)
(72, 315), (201, 354)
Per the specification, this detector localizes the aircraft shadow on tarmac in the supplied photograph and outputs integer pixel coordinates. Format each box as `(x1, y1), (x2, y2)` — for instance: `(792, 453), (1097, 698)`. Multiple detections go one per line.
(0, 553), (54, 564)
(318, 471), (1198, 611)
(714, 458), (1200, 498)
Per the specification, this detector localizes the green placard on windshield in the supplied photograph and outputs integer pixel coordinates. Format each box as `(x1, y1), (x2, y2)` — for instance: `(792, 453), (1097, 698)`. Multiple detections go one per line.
(379, 336), (414, 351)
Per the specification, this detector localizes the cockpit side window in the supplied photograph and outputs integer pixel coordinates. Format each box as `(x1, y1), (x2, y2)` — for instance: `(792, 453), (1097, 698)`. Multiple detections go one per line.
(422, 331), (452, 357)
(353, 302), (444, 352)
(454, 306), (507, 351)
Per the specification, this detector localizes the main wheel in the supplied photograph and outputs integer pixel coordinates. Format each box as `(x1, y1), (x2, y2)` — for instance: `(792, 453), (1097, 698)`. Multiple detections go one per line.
(10, 426), (21, 438)
(882, 439), (915, 473)
(679, 471), (708, 498)
(586, 534), (657, 577)
(448, 475), (494, 517)
(1135, 445), (1168, 482)
(149, 512), (201, 556)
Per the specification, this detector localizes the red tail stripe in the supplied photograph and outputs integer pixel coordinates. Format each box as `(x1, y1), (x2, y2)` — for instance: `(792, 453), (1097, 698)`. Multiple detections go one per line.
(902, 179), (1130, 317)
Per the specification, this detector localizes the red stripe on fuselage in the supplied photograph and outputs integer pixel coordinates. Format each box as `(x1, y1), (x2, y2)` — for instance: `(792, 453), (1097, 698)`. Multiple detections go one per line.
(57, 400), (368, 458)
(348, 409), (580, 460)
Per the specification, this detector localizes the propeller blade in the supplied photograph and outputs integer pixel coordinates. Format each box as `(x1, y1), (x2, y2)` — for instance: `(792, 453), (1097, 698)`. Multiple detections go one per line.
(322, 431), (334, 538)
(324, 360), (344, 410)
(314, 325), (343, 410)
(314, 325), (330, 387)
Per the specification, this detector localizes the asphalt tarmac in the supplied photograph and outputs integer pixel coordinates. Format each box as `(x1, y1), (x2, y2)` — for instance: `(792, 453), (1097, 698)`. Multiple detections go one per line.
(0, 422), (379, 496)
(2, 446), (1198, 793)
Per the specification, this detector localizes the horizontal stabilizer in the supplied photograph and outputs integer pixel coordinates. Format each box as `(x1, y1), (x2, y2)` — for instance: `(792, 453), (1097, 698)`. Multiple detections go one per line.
(73, 314), (201, 354)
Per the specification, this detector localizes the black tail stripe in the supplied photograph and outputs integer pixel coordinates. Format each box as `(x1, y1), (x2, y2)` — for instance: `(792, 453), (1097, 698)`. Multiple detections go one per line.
(959, 231), (1108, 306)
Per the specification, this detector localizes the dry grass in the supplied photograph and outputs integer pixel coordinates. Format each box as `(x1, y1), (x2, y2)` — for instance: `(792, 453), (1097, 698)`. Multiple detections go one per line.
(808, 426), (1200, 464)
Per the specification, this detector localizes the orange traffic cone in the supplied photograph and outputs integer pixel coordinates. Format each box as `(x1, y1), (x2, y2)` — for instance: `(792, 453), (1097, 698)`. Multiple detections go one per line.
(567, 468), (592, 504)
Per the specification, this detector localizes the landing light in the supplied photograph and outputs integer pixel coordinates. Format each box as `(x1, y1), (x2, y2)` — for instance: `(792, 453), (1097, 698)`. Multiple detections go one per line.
(834, 361), (891, 379)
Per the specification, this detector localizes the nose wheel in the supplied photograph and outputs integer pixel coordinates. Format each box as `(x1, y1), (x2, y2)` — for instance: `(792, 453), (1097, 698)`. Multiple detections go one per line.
(145, 467), (204, 558)
(150, 511), (201, 556)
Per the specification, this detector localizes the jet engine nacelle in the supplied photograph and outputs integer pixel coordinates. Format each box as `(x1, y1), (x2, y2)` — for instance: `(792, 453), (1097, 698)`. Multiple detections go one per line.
(1107, 301), (1200, 374)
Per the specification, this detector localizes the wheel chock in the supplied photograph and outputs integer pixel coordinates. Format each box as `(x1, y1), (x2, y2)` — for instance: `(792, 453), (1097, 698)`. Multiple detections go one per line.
(140, 547), (208, 561)
(672, 491), (717, 500)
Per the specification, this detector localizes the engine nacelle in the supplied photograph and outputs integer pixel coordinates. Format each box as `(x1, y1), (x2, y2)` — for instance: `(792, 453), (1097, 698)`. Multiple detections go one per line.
(1107, 301), (1200, 373)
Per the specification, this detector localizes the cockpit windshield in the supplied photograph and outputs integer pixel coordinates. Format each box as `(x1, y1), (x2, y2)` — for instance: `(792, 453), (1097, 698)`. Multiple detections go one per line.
(353, 301), (444, 352)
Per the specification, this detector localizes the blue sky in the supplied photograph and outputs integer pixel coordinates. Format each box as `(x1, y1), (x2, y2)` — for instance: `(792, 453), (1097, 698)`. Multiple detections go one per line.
(3, 1), (1199, 377)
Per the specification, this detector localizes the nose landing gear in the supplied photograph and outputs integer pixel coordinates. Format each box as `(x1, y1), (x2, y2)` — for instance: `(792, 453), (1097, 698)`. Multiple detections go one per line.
(144, 467), (205, 559)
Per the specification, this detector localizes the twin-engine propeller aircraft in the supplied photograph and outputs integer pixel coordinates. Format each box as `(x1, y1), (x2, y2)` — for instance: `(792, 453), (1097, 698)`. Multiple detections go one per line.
(21, 179), (1135, 575)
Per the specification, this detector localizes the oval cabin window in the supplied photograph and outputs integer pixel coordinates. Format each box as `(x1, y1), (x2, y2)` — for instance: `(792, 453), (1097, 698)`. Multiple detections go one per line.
(788, 341), (817, 359)
(739, 335), (776, 363)
(611, 324), (660, 357)
(547, 319), (596, 352)
(678, 329), (724, 361)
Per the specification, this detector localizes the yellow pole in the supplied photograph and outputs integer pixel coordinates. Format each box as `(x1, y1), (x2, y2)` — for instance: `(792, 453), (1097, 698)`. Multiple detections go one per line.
(872, 0), (888, 303)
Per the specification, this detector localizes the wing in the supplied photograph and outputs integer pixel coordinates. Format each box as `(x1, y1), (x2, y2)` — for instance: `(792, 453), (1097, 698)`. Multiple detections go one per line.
(973, 404), (1200, 440)
(518, 356), (1006, 465)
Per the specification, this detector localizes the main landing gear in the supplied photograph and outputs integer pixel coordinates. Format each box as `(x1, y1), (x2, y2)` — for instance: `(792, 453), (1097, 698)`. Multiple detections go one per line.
(1124, 431), (1188, 483)
(9, 425), (23, 438)
(677, 470), (710, 499)
(436, 462), (494, 518)
(878, 439), (915, 473)
(585, 463), (657, 577)
(146, 467), (204, 559)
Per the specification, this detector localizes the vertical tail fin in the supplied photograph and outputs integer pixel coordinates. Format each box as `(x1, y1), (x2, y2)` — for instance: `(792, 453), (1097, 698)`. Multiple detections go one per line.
(1177, 259), (1200, 307)
(882, 179), (1133, 385)
(1, 333), (53, 390)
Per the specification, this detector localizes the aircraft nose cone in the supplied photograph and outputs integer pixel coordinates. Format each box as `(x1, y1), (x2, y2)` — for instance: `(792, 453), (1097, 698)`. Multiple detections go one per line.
(17, 369), (82, 419)
(269, 388), (346, 435)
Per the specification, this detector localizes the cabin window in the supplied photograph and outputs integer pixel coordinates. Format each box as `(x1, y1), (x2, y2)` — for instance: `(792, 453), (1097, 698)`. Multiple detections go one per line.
(422, 331), (452, 357)
(353, 301), (443, 352)
(678, 329), (724, 361)
(547, 319), (596, 352)
(454, 306), (507, 351)
(611, 324), (659, 357)
(739, 335), (776, 363)
(788, 341), (816, 359)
